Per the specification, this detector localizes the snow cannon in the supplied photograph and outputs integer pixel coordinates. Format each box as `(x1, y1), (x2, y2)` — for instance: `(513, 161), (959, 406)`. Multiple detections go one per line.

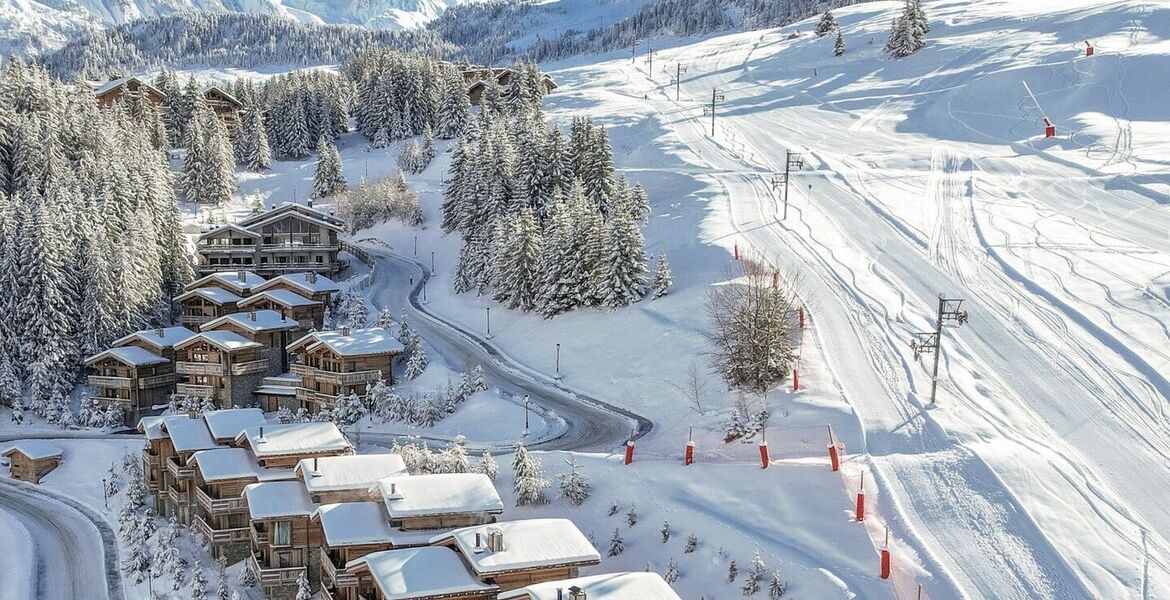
(1044, 117), (1056, 138)
(1085, 41), (1094, 57)
(624, 440), (635, 465)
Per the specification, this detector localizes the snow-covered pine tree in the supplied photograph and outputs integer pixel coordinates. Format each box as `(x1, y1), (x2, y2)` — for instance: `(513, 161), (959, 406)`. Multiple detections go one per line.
(439, 435), (471, 473)
(651, 252), (673, 299)
(240, 107), (271, 171)
(601, 205), (646, 308)
(333, 392), (365, 426)
(626, 504), (638, 528)
(477, 450), (498, 480)
(768, 571), (788, 598)
(661, 521), (671, 543)
(685, 533), (698, 553)
(404, 347), (427, 380)
(608, 528), (624, 556)
(294, 572), (312, 600)
(312, 136), (347, 198)
(436, 67), (470, 139)
(512, 442), (550, 506)
(815, 11), (838, 37)
(558, 456), (591, 506)
(191, 563), (208, 600)
(835, 28), (846, 57)
(743, 551), (767, 595)
(493, 207), (543, 311)
(664, 558), (679, 583)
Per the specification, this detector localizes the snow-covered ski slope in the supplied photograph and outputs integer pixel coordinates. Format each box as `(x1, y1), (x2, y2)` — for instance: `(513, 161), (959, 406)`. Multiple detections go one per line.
(544, 1), (1170, 598)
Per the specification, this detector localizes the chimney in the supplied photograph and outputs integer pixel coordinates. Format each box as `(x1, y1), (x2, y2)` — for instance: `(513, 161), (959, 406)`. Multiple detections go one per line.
(556, 589), (564, 600)
(568, 587), (586, 600)
(314, 457), (318, 471)
(237, 271), (246, 283)
(258, 426), (265, 441)
(308, 272), (317, 283)
(270, 204), (276, 211)
(474, 532), (482, 549)
(307, 199), (314, 208)
(487, 529), (504, 553)
(340, 326), (350, 336)
(154, 327), (164, 338)
(249, 310), (257, 321)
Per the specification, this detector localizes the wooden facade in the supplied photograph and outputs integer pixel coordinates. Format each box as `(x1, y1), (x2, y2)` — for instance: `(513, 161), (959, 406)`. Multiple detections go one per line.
(197, 205), (346, 278)
(177, 288), (243, 328)
(94, 77), (167, 109)
(238, 292), (324, 336)
(288, 329), (402, 414)
(85, 348), (177, 427)
(191, 459), (260, 562)
(174, 333), (269, 408)
(2, 444), (63, 484)
(204, 86), (244, 133)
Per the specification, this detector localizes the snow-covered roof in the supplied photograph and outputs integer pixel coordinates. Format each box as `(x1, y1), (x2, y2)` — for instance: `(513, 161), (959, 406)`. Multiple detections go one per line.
(313, 502), (398, 547)
(197, 223), (261, 241)
(84, 346), (169, 368)
(161, 416), (218, 453)
(200, 310), (299, 334)
(202, 408), (266, 442)
(295, 454), (408, 494)
(238, 289), (321, 310)
(188, 448), (261, 482)
(138, 415), (168, 440)
(254, 385), (297, 396)
(254, 272), (341, 296)
(177, 331), (263, 353)
(376, 474), (503, 519)
(347, 547), (497, 600)
(431, 519), (600, 575)
(497, 573), (682, 600)
(175, 287), (243, 306)
(94, 76), (166, 99)
(187, 271), (267, 294)
(203, 85), (243, 108)
(237, 422), (351, 458)
(239, 202), (345, 229)
(112, 326), (197, 351)
(288, 328), (405, 357)
(243, 481), (317, 520)
(2, 440), (63, 461)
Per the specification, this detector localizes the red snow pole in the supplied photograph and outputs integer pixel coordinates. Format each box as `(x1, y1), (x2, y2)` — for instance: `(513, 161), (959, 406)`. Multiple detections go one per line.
(792, 367), (800, 392)
(758, 429), (770, 469)
(734, 242), (740, 261)
(855, 472), (866, 521)
(684, 426), (695, 466)
(1044, 117), (1056, 138)
(880, 527), (892, 579)
(624, 439), (635, 465)
(827, 425), (840, 472)
(1084, 41), (1094, 57)
(799, 307), (805, 330)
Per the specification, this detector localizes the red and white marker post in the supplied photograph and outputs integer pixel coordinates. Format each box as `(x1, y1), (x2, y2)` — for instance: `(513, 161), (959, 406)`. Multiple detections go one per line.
(684, 426), (695, 466)
(827, 425), (840, 472)
(624, 439), (635, 465)
(1084, 40), (1094, 57)
(759, 428), (770, 469)
(880, 527), (892, 580)
(856, 471), (866, 521)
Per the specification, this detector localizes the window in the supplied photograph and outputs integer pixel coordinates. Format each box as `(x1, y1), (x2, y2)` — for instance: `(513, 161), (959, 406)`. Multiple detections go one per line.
(273, 520), (291, 546)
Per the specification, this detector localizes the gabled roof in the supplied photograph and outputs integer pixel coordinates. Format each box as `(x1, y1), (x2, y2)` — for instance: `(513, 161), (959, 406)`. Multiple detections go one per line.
(2, 440), (63, 461)
(287, 328), (405, 357)
(375, 473), (503, 519)
(202, 408), (266, 442)
(236, 422), (351, 458)
(160, 416), (217, 454)
(243, 210), (344, 234)
(347, 547), (497, 600)
(176, 331), (263, 353)
(112, 326), (197, 351)
(431, 519), (600, 576)
(84, 346), (169, 368)
(188, 448), (262, 482)
(200, 310), (299, 334)
(198, 223), (262, 242)
(295, 454), (408, 494)
(239, 202), (345, 228)
(243, 481), (317, 520)
(137, 415), (168, 440)
(203, 86), (244, 108)
(254, 272), (341, 296)
(94, 76), (166, 99)
(312, 502), (398, 547)
(175, 287), (243, 306)
(238, 289), (320, 310)
(187, 271), (267, 295)
(497, 573), (681, 600)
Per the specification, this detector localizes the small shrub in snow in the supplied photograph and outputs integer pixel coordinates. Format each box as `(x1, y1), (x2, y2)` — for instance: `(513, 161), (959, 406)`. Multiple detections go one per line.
(652, 252), (673, 299)
(665, 558), (679, 583)
(237, 563), (257, 588)
(660, 521), (671, 543)
(608, 528), (624, 556)
(332, 392), (366, 425)
(728, 559), (738, 582)
(438, 436), (471, 473)
(608, 500), (621, 517)
(477, 450), (498, 480)
(742, 551), (767, 595)
(558, 456), (591, 506)
(512, 443), (550, 506)
(276, 405), (294, 424)
(769, 571), (788, 598)
(190, 563), (208, 600)
(626, 504), (638, 528)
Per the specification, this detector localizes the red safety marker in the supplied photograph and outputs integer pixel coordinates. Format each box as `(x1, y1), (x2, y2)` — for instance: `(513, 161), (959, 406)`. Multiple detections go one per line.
(1085, 41), (1094, 57)
(759, 429), (770, 469)
(734, 242), (740, 261)
(624, 439), (635, 465)
(827, 425), (840, 472)
(880, 527), (892, 580)
(684, 426), (695, 466)
(1044, 117), (1056, 138)
(792, 367), (800, 392)
(856, 471), (866, 521)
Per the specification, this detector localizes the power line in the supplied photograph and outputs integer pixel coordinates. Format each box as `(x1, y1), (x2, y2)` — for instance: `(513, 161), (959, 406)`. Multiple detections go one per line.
(909, 293), (969, 405)
(770, 150), (804, 220)
(703, 88), (725, 136)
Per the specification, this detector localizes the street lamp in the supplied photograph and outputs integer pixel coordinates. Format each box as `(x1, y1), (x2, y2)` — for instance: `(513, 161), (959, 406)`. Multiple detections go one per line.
(523, 394), (530, 436)
(430, 251), (435, 272)
(486, 307), (492, 339)
(555, 343), (561, 380)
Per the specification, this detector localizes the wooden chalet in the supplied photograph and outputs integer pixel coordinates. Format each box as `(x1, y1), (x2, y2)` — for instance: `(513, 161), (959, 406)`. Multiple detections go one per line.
(238, 290), (324, 336)
(287, 328), (405, 413)
(156, 415), (219, 523)
(2, 441), (63, 484)
(244, 480), (323, 595)
(311, 502), (429, 600)
(234, 422), (353, 470)
(343, 546), (497, 600)
(253, 272), (341, 306)
(94, 77), (167, 109)
(295, 454), (408, 505)
(255, 373), (302, 413)
(203, 408), (267, 446)
(177, 287), (243, 328)
(431, 519), (601, 592)
(189, 447), (269, 562)
(196, 204), (346, 277)
(203, 86), (244, 132)
(498, 572), (683, 600)
(84, 345), (177, 426)
(200, 309), (300, 375)
(112, 326), (197, 362)
(174, 331), (269, 408)
(188, 270), (268, 297)
(373, 473), (504, 531)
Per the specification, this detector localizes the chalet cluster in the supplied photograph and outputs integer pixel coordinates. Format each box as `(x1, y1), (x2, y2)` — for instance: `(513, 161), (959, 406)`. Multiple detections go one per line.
(456, 65), (558, 106)
(137, 412), (679, 600)
(196, 203), (347, 278)
(86, 265), (404, 426)
(94, 76), (244, 131)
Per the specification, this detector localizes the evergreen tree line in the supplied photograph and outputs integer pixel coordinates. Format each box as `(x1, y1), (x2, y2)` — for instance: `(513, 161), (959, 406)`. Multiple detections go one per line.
(884, 0), (930, 59)
(344, 49), (472, 146)
(258, 70), (352, 161)
(442, 104), (669, 317)
(40, 13), (456, 80)
(0, 63), (191, 425)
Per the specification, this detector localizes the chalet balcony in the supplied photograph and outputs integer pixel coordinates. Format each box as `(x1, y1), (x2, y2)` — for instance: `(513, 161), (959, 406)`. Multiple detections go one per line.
(88, 375), (132, 389)
(246, 554), (306, 589)
(250, 523), (271, 547)
(165, 457), (195, 480)
(193, 515), (251, 545)
(139, 373), (176, 389)
(317, 369), (382, 386)
(199, 263), (257, 273)
(181, 314), (213, 326)
(261, 262), (343, 274)
(142, 450), (161, 470)
(319, 546), (359, 589)
(176, 362), (223, 376)
(193, 486), (248, 515)
(197, 242), (257, 254)
(165, 485), (189, 506)
(295, 387), (331, 406)
(231, 359), (270, 376)
(289, 363), (314, 378)
(260, 242), (340, 252)
(176, 383), (216, 397)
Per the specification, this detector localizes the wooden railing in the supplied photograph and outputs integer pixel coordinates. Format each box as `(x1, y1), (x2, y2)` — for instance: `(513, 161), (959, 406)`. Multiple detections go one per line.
(139, 373), (177, 388)
(289, 363), (314, 377)
(250, 524), (270, 547)
(318, 369), (382, 386)
(176, 362), (223, 376)
(193, 515), (251, 545)
(181, 314), (213, 326)
(166, 486), (189, 505)
(247, 554), (306, 588)
(295, 387), (330, 405)
(165, 457), (194, 480)
(319, 546), (359, 589)
(261, 242), (339, 252)
(142, 451), (161, 469)
(176, 383), (215, 397)
(231, 359), (270, 376)
(87, 375), (132, 389)
(193, 486), (248, 515)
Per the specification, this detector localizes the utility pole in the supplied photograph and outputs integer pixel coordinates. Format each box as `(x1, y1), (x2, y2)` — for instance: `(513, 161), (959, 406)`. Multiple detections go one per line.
(645, 46), (655, 78)
(555, 343), (562, 379)
(632, 39), (640, 63)
(670, 64), (688, 101)
(769, 150), (804, 220)
(909, 293), (969, 405)
(485, 307), (492, 339)
(704, 88), (725, 136)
